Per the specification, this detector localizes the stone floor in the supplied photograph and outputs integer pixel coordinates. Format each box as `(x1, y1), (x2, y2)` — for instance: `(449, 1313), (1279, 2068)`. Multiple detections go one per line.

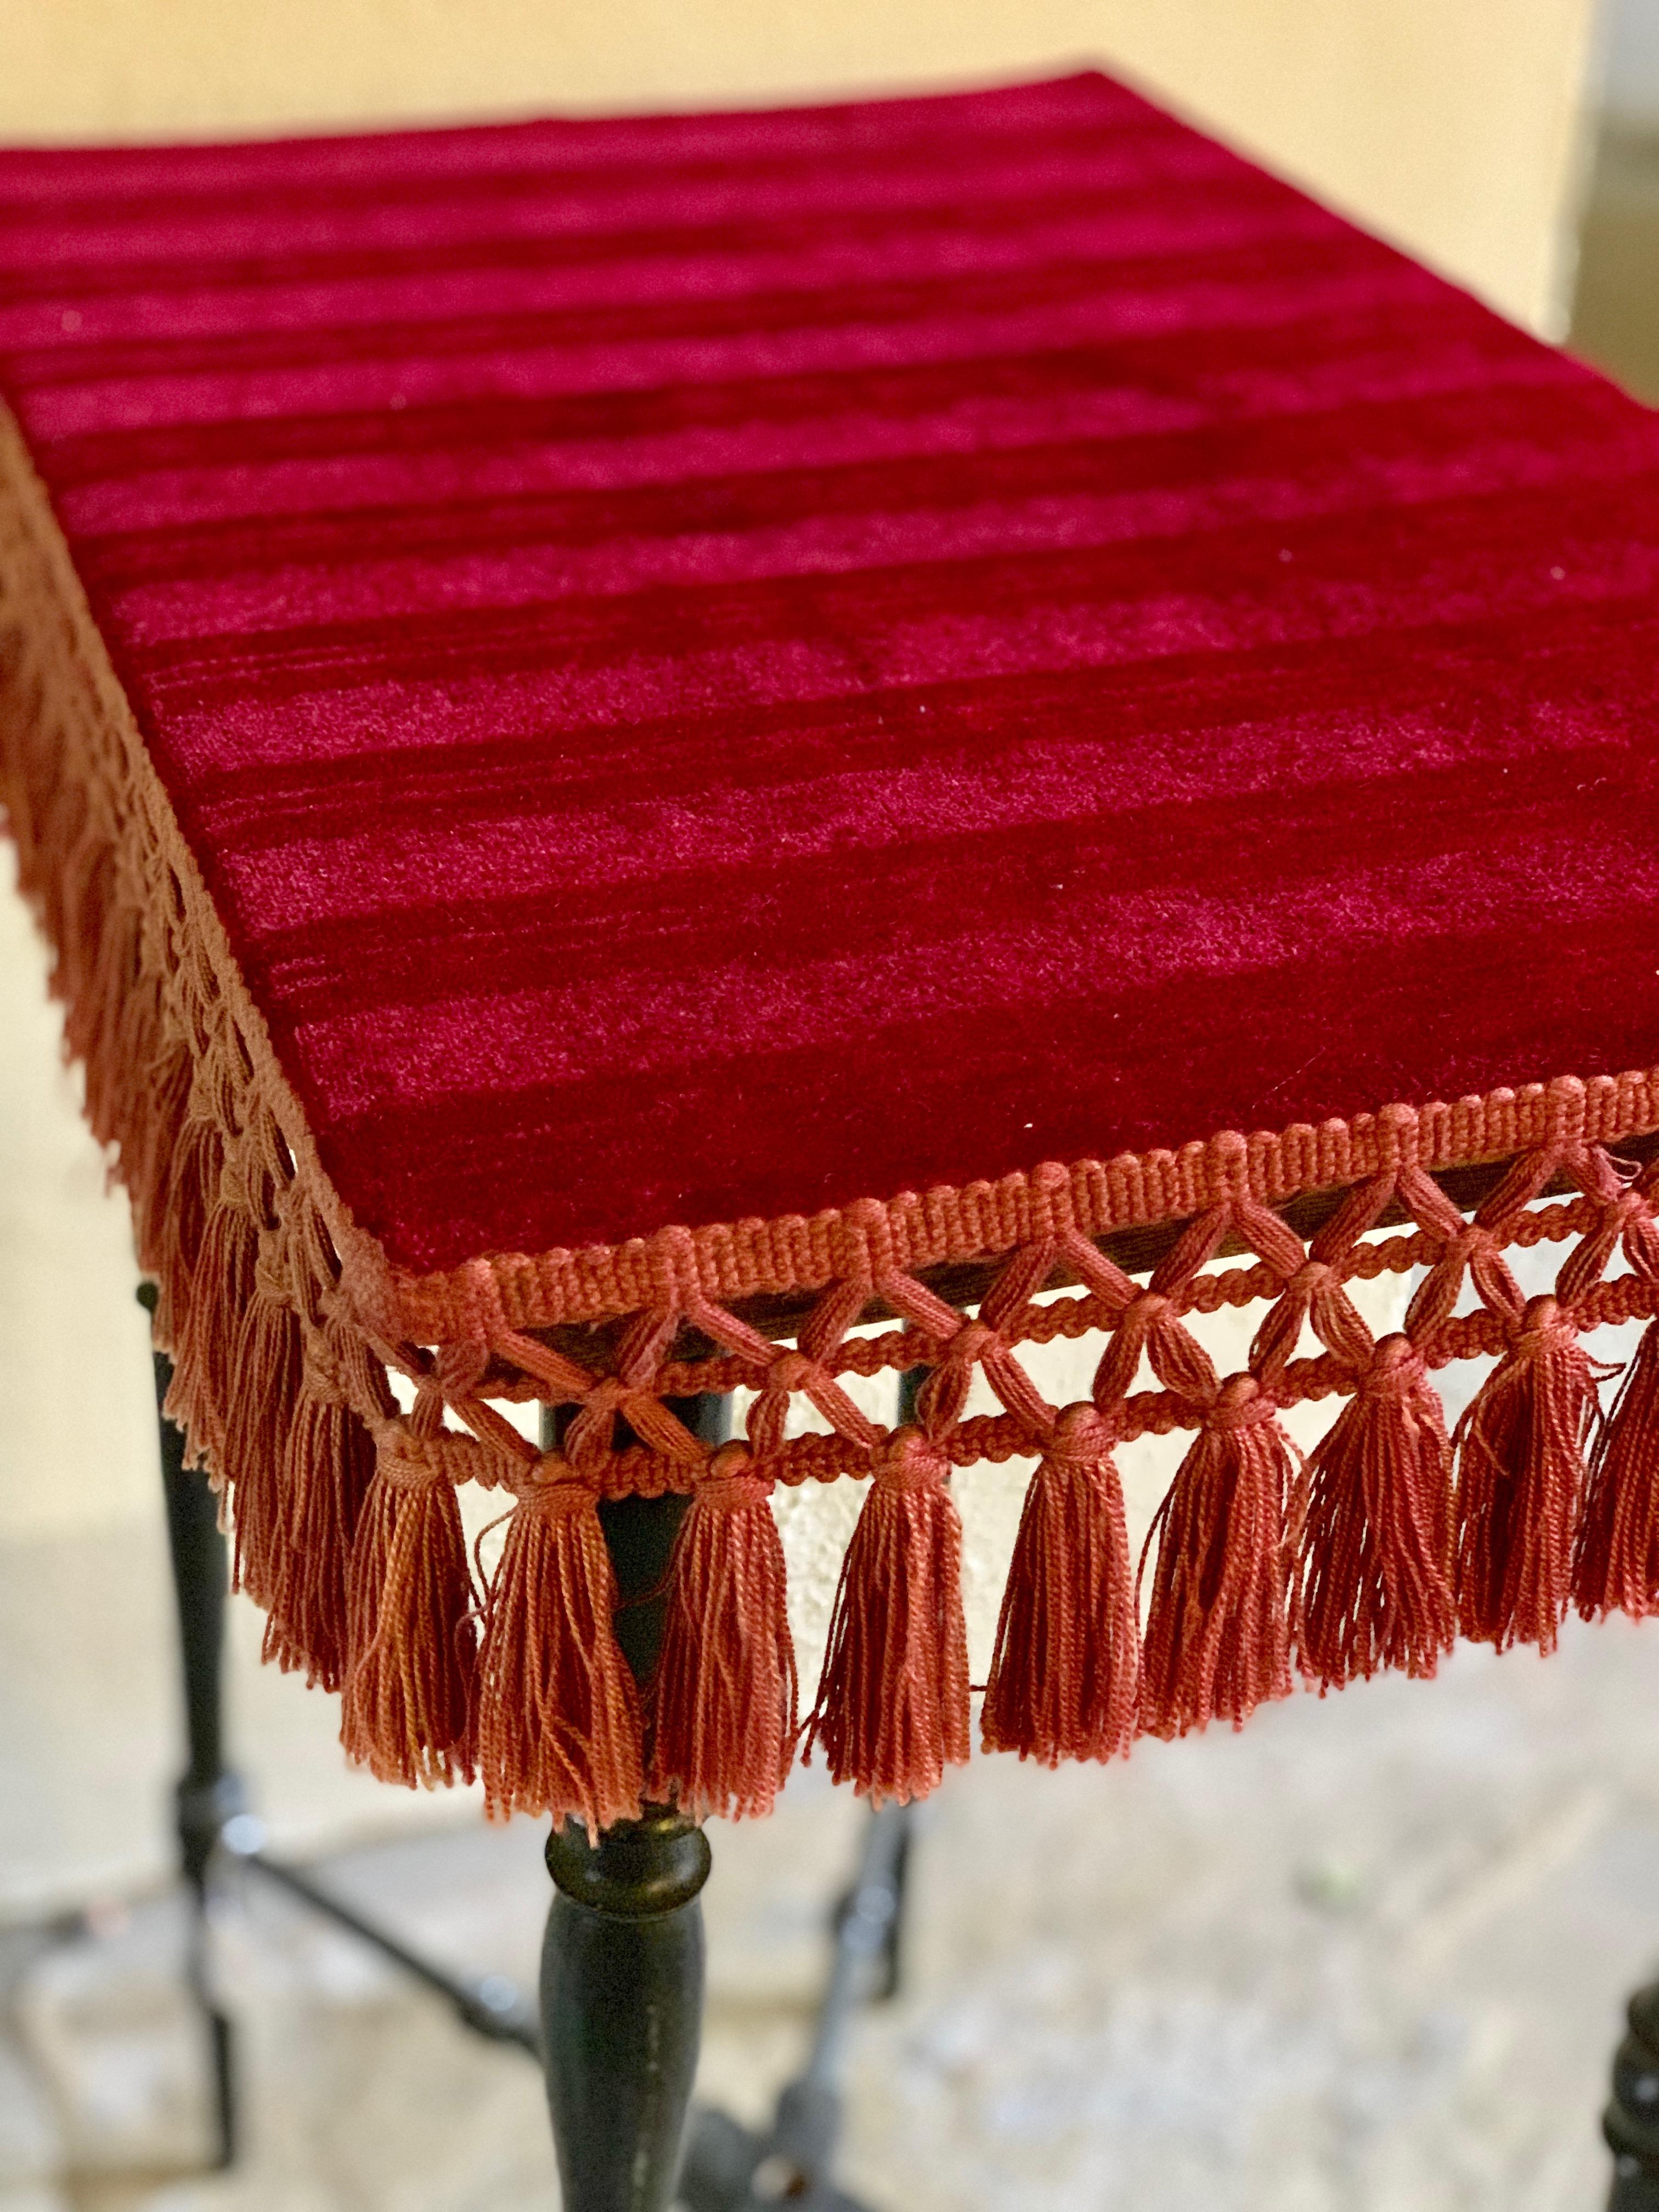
(11, 1610), (1659, 2212)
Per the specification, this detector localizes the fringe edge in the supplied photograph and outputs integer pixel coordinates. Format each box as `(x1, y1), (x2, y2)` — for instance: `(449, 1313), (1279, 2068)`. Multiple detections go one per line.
(8, 403), (1659, 1818)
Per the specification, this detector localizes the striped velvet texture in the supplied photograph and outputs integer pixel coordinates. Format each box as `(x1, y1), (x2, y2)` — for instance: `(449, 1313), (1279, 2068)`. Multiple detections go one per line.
(3, 72), (1659, 1826)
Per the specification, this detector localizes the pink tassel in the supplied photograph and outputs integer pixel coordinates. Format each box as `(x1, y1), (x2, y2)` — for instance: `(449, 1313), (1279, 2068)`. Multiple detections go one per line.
(221, 1284), (303, 1611)
(1454, 1295), (1597, 1654)
(1139, 1375), (1295, 1740)
(981, 1404), (1139, 1764)
(165, 1195), (257, 1469)
(805, 1427), (969, 1804)
(1294, 1335), (1455, 1690)
(150, 1110), (223, 1351)
(341, 1420), (477, 1788)
(263, 1392), (379, 1690)
(474, 1459), (642, 1833)
(647, 1445), (798, 1821)
(1574, 1318), (1659, 1621)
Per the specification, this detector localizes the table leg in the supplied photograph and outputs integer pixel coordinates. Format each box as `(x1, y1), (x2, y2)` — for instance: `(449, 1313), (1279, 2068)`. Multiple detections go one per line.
(543, 1804), (712, 2212)
(1606, 1984), (1659, 2207)
(140, 1284), (243, 2169)
(538, 1400), (724, 2211)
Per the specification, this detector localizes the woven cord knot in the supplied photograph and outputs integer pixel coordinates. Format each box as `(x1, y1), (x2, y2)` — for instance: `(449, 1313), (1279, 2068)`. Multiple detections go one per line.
(1206, 1373), (1276, 1433)
(372, 1414), (493, 1491)
(514, 1452), (600, 1514)
(252, 1229), (290, 1308)
(873, 1425), (950, 1492)
(1046, 1401), (1119, 1465)
(1360, 1333), (1427, 1400)
(768, 1349), (816, 1395)
(1514, 1293), (1577, 1356)
(698, 1441), (775, 1511)
(1286, 1259), (1337, 1302)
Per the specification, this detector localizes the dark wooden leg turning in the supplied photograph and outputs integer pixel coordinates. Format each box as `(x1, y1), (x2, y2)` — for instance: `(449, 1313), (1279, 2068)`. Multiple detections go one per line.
(539, 1398), (724, 2212)
(543, 1807), (712, 2212)
(140, 1284), (242, 2169)
(1607, 1984), (1659, 2206)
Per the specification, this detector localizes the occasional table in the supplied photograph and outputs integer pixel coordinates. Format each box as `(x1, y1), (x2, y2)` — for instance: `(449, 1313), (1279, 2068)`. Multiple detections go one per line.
(4, 69), (1659, 2209)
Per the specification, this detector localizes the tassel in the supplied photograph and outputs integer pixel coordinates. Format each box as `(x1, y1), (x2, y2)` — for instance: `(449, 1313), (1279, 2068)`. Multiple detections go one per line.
(219, 1274), (304, 1612)
(150, 1110), (223, 1349)
(474, 1457), (642, 1834)
(341, 1418), (477, 1788)
(1294, 1335), (1455, 1691)
(1139, 1374), (1295, 1740)
(78, 895), (145, 1153)
(263, 1392), (379, 1690)
(60, 840), (122, 1137)
(129, 1035), (194, 1280)
(981, 1403), (1139, 1765)
(647, 1443), (798, 1821)
(804, 1426), (969, 1805)
(1575, 1319), (1659, 1621)
(1454, 1295), (1597, 1653)
(165, 1194), (258, 1468)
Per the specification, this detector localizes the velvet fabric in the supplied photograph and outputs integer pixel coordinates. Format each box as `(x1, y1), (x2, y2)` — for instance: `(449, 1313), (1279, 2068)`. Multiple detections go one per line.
(1, 73), (1656, 1273)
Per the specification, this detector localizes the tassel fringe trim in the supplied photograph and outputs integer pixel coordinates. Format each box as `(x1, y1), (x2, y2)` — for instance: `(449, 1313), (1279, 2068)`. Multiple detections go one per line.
(9, 403), (1659, 1815)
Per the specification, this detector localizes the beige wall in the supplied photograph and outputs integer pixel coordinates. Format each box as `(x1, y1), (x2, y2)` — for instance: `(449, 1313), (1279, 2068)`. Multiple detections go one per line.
(0, 0), (1601, 332)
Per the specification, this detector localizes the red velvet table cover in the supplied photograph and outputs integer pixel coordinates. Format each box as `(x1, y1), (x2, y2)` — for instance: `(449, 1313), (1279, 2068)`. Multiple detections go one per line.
(3, 72), (1659, 1830)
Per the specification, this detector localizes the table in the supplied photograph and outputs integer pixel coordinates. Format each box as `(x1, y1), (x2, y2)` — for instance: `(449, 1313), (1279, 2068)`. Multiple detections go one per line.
(3, 69), (1659, 2209)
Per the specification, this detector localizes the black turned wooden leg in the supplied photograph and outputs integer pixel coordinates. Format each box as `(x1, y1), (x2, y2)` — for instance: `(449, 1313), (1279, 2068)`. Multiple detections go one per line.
(1606, 1984), (1659, 2206)
(538, 1395), (726, 2212)
(543, 1809), (712, 2212)
(139, 1284), (242, 2170)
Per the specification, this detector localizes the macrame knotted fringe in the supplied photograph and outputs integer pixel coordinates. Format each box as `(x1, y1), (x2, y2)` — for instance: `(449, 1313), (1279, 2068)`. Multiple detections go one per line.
(1573, 1173), (1659, 1622)
(981, 1402), (1139, 1765)
(1138, 1374), (1295, 1740)
(1576, 1319), (1659, 1620)
(219, 1244), (303, 1612)
(66, 845), (134, 1151)
(165, 1186), (257, 1469)
(1294, 1333), (1455, 1691)
(647, 1443), (798, 1822)
(261, 1312), (394, 1691)
(128, 1034), (194, 1283)
(1454, 1295), (1599, 1653)
(341, 1415), (478, 1788)
(475, 1454), (642, 1835)
(261, 1390), (379, 1690)
(149, 1107), (223, 1349)
(806, 1425), (969, 1805)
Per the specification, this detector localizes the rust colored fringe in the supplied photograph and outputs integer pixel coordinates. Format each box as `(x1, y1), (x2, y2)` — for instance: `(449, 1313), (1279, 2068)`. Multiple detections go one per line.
(129, 1034), (193, 1281)
(647, 1444), (798, 1821)
(805, 1427), (970, 1804)
(221, 1274), (303, 1612)
(150, 1109), (224, 1350)
(1574, 1318), (1659, 1620)
(981, 1403), (1139, 1764)
(1139, 1375), (1295, 1739)
(65, 844), (130, 1148)
(475, 1458), (642, 1835)
(166, 1193), (257, 1468)
(263, 1392), (380, 1690)
(341, 1420), (477, 1788)
(1454, 1295), (1598, 1652)
(1294, 1334), (1455, 1691)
